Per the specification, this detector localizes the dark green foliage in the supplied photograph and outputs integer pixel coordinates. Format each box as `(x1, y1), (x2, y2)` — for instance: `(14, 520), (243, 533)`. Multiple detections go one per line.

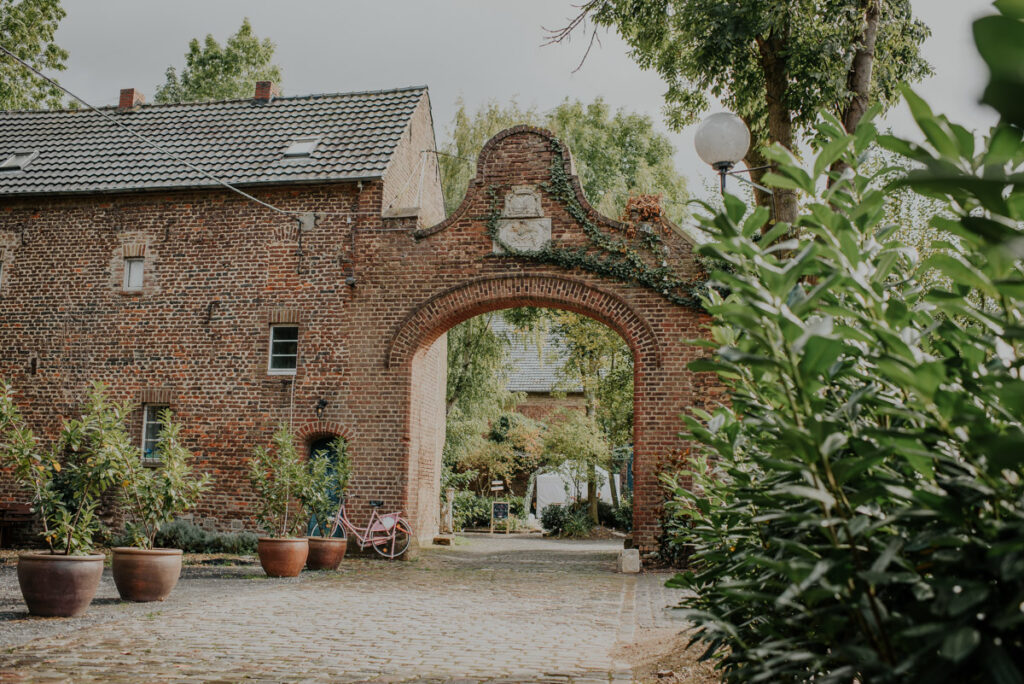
(666, 7), (1024, 680)
(151, 520), (257, 555)
(540, 503), (594, 538)
(597, 499), (632, 532)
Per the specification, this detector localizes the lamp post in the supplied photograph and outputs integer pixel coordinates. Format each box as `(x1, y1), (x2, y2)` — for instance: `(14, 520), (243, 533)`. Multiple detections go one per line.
(694, 112), (751, 194)
(695, 112), (777, 222)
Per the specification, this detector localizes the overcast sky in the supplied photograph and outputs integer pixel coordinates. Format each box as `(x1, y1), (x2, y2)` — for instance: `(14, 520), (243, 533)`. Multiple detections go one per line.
(55, 0), (997, 201)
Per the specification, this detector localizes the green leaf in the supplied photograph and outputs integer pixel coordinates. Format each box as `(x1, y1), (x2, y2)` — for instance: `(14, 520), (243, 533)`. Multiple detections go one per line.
(983, 125), (1024, 167)
(940, 627), (981, 663)
(777, 485), (836, 509)
(798, 336), (844, 378)
(922, 253), (997, 296)
(995, 0), (1024, 20)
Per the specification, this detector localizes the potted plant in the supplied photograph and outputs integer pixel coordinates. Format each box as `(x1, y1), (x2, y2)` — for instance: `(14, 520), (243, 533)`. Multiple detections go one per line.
(300, 437), (351, 570)
(0, 382), (126, 617)
(248, 425), (309, 577)
(110, 410), (211, 602)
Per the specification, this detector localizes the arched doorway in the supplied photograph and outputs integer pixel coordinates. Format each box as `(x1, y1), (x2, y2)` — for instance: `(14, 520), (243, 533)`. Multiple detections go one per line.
(337, 126), (712, 554)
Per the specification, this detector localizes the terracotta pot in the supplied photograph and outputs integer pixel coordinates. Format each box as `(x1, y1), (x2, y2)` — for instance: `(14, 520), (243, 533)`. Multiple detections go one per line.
(257, 537), (308, 577)
(17, 552), (105, 617)
(111, 547), (183, 602)
(306, 536), (347, 570)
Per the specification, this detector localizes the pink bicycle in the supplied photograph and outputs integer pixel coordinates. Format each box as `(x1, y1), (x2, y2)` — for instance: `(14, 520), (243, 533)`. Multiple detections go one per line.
(326, 496), (413, 559)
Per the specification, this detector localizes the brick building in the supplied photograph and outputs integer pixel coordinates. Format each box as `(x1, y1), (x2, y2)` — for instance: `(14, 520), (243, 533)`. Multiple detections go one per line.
(0, 83), (716, 552)
(491, 315), (586, 421)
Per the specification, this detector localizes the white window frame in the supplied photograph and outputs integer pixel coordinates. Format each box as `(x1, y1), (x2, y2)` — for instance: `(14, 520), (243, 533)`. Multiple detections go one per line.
(268, 325), (299, 375)
(283, 137), (319, 157)
(123, 257), (144, 292)
(0, 150), (39, 171)
(141, 404), (169, 461)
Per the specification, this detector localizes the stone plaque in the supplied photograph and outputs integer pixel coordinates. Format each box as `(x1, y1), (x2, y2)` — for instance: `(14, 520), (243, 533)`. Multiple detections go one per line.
(493, 218), (552, 254)
(503, 186), (543, 218)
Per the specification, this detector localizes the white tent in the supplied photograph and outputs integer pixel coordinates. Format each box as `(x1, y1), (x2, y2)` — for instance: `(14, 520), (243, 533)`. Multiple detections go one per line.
(534, 464), (621, 520)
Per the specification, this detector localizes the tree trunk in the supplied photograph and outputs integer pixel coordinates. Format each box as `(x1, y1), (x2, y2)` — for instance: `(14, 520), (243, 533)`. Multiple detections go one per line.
(755, 33), (798, 227)
(587, 463), (599, 524)
(832, 0), (881, 179)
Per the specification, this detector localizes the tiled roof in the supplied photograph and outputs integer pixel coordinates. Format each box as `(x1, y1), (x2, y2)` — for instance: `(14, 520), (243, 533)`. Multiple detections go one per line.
(492, 317), (583, 394)
(0, 86), (427, 196)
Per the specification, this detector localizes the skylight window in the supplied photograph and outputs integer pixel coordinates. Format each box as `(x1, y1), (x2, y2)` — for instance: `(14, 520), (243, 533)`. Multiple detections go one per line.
(283, 137), (319, 158)
(0, 150), (38, 171)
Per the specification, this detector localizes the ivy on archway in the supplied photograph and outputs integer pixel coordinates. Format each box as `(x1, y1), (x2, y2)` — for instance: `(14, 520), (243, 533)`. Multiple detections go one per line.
(485, 139), (707, 308)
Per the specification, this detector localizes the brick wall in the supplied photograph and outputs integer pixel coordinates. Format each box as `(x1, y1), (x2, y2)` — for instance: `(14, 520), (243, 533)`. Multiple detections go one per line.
(0, 125), (717, 553)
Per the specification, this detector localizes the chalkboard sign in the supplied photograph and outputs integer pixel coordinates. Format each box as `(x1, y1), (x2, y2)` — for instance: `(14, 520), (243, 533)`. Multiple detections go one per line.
(490, 500), (512, 534)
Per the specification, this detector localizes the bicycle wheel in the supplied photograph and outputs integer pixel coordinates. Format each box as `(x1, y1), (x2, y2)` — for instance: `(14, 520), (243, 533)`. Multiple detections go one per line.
(370, 517), (413, 559)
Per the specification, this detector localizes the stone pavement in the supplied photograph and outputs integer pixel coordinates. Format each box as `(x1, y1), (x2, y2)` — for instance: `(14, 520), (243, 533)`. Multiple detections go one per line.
(0, 535), (688, 682)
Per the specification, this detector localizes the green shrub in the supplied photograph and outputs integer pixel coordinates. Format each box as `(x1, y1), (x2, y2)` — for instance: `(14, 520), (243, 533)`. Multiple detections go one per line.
(152, 520), (257, 555)
(452, 491), (525, 530)
(453, 490), (491, 529)
(597, 499), (632, 531)
(668, 8), (1024, 680)
(247, 424), (306, 538)
(540, 503), (593, 537)
(0, 382), (132, 555)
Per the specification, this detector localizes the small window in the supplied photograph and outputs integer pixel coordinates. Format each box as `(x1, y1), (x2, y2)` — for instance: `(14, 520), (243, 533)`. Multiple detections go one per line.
(269, 325), (299, 374)
(0, 150), (38, 171)
(142, 404), (170, 460)
(283, 137), (319, 157)
(123, 257), (144, 291)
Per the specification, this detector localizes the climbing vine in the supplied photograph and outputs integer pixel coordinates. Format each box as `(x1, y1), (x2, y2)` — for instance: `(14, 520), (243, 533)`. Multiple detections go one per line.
(486, 139), (707, 308)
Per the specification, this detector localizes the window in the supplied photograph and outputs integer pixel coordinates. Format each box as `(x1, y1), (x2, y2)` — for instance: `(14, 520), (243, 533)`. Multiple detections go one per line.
(0, 150), (38, 171)
(283, 137), (319, 157)
(123, 257), (144, 291)
(141, 404), (169, 460)
(269, 325), (299, 374)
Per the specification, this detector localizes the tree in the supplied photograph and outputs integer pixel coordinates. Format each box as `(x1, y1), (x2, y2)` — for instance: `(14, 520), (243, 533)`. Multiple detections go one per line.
(442, 313), (521, 482)
(154, 18), (282, 104)
(0, 0), (68, 110)
(438, 97), (689, 222)
(548, 1), (930, 222)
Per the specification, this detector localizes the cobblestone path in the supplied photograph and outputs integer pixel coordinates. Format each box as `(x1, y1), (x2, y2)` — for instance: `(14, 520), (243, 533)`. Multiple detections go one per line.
(0, 535), (686, 682)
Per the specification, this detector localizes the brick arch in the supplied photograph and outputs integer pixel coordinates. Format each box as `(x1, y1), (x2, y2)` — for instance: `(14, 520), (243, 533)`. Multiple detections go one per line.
(385, 273), (662, 371)
(295, 420), (353, 446)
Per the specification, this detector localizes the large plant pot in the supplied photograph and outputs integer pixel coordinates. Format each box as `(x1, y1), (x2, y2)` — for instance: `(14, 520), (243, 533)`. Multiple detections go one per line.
(257, 537), (308, 577)
(306, 536), (347, 570)
(111, 547), (183, 602)
(17, 552), (105, 617)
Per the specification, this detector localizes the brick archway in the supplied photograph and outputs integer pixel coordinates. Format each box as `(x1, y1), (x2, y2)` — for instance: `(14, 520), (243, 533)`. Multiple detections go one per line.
(385, 273), (662, 372)
(366, 126), (714, 553)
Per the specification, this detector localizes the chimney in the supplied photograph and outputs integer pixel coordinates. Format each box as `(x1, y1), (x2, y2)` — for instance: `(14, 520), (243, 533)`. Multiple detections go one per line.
(119, 88), (145, 109)
(254, 81), (280, 103)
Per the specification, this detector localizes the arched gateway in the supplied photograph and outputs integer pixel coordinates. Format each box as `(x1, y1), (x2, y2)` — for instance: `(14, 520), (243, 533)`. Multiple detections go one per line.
(370, 126), (717, 553)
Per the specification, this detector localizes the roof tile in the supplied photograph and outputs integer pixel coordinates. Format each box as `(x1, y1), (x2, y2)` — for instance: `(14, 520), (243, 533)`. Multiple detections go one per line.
(0, 86), (426, 196)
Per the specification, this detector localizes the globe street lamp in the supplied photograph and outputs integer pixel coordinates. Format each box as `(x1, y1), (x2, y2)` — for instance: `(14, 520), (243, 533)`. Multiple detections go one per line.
(694, 112), (777, 221)
(694, 112), (751, 193)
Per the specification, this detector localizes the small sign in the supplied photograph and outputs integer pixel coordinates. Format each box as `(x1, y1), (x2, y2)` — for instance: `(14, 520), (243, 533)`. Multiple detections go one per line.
(490, 500), (512, 535)
(490, 480), (505, 492)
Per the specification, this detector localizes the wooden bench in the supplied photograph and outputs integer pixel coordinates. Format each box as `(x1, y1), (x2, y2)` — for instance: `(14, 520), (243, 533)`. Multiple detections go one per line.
(0, 503), (34, 548)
